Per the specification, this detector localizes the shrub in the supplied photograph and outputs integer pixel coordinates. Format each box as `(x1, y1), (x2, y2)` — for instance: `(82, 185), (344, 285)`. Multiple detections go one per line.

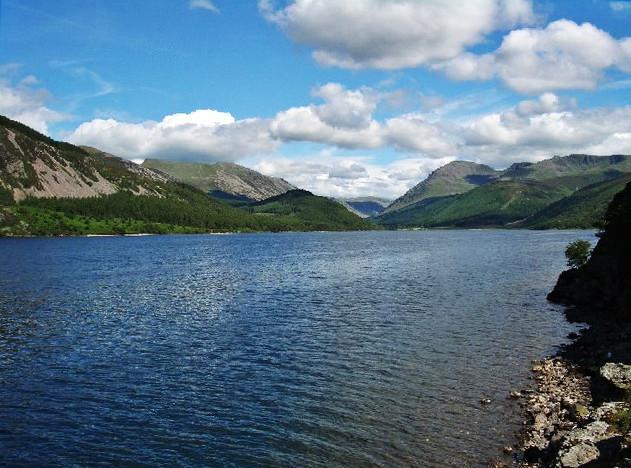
(565, 240), (591, 269)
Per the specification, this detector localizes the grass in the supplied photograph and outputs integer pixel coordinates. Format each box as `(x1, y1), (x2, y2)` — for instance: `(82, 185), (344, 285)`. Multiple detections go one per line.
(610, 409), (631, 434)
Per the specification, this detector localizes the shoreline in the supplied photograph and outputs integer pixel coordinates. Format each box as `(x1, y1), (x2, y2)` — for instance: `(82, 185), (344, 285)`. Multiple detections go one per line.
(506, 317), (631, 467)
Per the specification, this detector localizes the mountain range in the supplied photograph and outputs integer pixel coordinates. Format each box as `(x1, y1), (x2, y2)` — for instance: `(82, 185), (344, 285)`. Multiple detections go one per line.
(2, 113), (630, 235)
(376, 155), (631, 228)
(0, 115), (371, 235)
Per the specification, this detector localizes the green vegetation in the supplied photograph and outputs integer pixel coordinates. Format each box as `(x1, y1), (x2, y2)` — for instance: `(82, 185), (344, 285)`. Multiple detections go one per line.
(376, 180), (569, 228)
(522, 174), (631, 229)
(380, 154), (631, 229)
(0, 188), (374, 236)
(385, 161), (499, 212)
(0, 186), (14, 205)
(565, 240), (591, 269)
(248, 190), (375, 231)
(2, 205), (207, 236)
(610, 409), (631, 434)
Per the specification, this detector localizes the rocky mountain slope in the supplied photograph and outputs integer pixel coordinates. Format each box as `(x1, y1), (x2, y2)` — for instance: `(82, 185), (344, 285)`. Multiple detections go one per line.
(0, 116), (170, 203)
(378, 154), (631, 229)
(142, 159), (294, 202)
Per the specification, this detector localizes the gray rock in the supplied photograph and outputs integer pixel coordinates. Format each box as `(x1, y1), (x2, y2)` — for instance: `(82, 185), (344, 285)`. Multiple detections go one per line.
(558, 441), (600, 467)
(600, 362), (631, 390)
(592, 401), (630, 421)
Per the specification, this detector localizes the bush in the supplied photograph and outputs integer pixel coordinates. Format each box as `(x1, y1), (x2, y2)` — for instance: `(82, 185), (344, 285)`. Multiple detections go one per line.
(565, 240), (591, 269)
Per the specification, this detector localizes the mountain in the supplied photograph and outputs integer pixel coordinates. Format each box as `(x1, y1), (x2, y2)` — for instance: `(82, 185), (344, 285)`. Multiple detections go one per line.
(376, 180), (570, 228)
(0, 116), (369, 235)
(384, 161), (500, 213)
(521, 173), (631, 229)
(377, 154), (631, 229)
(501, 154), (631, 182)
(337, 197), (391, 218)
(249, 190), (375, 231)
(0, 116), (172, 202)
(142, 159), (294, 202)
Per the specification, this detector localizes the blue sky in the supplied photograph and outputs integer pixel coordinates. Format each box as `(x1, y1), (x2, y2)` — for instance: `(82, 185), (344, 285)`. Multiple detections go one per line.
(2, 0), (631, 198)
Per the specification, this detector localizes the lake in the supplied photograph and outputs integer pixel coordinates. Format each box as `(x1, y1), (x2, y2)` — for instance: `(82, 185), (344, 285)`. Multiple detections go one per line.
(0, 230), (593, 466)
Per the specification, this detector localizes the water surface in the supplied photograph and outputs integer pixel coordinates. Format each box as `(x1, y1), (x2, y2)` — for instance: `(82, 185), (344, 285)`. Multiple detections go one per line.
(0, 230), (593, 466)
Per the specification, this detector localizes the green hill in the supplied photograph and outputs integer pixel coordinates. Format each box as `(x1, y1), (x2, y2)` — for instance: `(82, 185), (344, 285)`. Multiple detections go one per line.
(521, 174), (631, 229)
(376, 180), (570, 228)
(378, 154), (631, 229)
(249, 190), (375, 231)
(383, 161), (500, 213)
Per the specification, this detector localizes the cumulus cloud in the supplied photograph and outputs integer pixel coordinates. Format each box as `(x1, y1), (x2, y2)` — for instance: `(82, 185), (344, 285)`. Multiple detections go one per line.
(189, 0), (220, 13)
(270, 83), (384, 149)
(270, 83), (456, 156)
(260, 1), (630, 93)
(260, 0), (534, 69)
(246, 152), (454, 199)
(0, 71), (67, 134)
(460, 93), (631, 165)
(68, 109), (277, 162)
(385, 115), (459, 156)
(438, 20), (631, 93)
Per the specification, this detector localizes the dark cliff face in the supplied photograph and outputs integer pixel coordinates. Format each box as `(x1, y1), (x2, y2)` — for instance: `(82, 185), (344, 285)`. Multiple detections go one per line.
(548, 182), (631, 320)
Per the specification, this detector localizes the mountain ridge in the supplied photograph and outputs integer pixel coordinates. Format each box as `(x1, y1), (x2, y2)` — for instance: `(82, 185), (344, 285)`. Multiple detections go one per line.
(378, 154), (631, 229)
(142, 158), (295, 202)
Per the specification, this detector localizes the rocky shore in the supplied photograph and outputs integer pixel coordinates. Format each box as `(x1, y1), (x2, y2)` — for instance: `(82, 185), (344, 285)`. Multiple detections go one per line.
(509, 320), (631, 467)
(498, 180), (631, 467)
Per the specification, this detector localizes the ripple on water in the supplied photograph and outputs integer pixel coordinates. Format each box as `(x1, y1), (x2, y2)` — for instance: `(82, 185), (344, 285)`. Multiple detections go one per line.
(0, 230), (592, 467)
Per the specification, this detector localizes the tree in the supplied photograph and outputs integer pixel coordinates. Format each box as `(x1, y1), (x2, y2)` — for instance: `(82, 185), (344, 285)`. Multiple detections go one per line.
(565, 240), (591, 269)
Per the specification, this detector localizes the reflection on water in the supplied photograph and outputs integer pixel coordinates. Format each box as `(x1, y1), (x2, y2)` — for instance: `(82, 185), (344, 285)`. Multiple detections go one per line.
(0, 230), (592, 466)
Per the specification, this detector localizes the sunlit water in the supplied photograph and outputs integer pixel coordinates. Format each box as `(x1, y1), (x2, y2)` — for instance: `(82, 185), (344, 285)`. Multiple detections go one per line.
(0, 230), (594, 466)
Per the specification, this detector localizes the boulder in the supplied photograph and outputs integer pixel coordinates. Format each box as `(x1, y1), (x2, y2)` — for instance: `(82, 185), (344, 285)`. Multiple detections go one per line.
(558, 442), (600, 467)
(600, 363), (631, 390)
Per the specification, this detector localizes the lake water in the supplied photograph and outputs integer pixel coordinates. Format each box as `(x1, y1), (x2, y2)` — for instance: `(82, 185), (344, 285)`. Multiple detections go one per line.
(0, 230), (593, 467)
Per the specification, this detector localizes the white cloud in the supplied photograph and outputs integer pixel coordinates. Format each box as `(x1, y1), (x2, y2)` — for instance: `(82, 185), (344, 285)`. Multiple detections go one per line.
(68, 109), (277, 162)
(460, 94), (631, 165)
(189, 0), (220, 13)
(67, 83), (457, 164)
(260, 0), (534, 69)
(438, 20), (631, 93)
(245, 152), (454, 198)
(269, 83), (457, 156)
(385, 115), (459, 156)
(0, 71), (67, 135)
